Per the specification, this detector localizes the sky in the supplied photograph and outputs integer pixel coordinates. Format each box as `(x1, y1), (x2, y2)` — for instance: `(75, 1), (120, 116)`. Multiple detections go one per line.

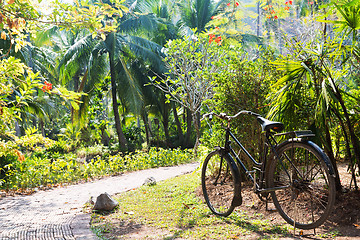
(37, 0), (74, 15)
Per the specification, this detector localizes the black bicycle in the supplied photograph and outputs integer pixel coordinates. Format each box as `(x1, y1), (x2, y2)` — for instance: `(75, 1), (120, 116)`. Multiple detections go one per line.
(201, 110), (336, 230)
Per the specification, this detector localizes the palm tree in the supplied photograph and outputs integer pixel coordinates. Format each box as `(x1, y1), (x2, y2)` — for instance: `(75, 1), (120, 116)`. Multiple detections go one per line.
(52, 1), (167, 151)
(177, 0), (226, 33)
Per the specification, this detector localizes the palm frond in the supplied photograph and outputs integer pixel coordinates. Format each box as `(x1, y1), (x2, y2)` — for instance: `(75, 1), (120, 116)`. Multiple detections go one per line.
(119, 13), (166, 33)
(117, 34), (166, 74)
(115, 55), (144, 115)
(58, 35), (99, 85)
(32, 26), (60, 47)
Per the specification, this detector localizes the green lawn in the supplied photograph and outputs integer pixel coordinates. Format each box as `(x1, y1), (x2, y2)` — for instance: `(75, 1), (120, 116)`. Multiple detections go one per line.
(90, 172), (293, 239)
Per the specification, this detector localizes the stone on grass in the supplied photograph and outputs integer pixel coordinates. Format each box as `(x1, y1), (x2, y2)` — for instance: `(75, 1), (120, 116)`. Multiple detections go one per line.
(93, 193), (118, 211)
(143, 177), (156, 186)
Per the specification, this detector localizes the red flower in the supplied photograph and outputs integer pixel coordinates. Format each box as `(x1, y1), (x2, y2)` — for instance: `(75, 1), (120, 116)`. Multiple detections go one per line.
(42, 81), (53, 92)
(274, 15), (278, 19)
(264, 7), (268, 10)
(289, 0), (292, 4)
(214, 36), (222, 45)
(211, 16), (215, 19)
(309, 1), (314, 4)
(271, 10), (275, 14)
(227, 2), (231, 6)
(209, 34), (215, 43)
(235, 2), (239, 6)
(285, 6), (290, 10)
(215, 27), (219, 30)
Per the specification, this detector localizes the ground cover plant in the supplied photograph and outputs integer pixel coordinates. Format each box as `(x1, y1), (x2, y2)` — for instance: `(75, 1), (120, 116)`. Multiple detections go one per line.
(90, 172), (293, 240)
(0, 143), (194, 193)
(90, 163), (360, 239)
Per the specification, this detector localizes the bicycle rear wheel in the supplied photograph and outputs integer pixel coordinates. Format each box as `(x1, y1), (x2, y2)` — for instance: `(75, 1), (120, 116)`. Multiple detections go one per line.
(267, 140), (336, 229)
(201, 150), (241, 216)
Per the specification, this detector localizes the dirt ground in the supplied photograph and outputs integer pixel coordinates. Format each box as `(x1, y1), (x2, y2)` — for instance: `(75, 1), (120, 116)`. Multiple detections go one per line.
(102, 162), (360, 239)
(221, 161), (360, 239)
(232, 162), (360, 239)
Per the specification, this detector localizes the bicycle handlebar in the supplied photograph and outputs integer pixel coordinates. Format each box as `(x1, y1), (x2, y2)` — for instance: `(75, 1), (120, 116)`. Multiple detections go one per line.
(201, 110), (261, 122)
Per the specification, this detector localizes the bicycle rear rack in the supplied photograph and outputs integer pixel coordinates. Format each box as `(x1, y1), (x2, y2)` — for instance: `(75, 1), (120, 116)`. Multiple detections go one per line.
(274, 130), (315, 138)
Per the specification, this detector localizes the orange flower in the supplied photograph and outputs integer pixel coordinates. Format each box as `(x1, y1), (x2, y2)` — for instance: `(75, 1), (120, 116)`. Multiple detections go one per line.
(42, 81), (53, 92)
(227, 2), (231, 6)
(14, 149), (25, 162)
(209, 34), (215, 43)
(285, 6), (290, 10)
(214, 36), (222, 45)
(1, 31), (6, 40)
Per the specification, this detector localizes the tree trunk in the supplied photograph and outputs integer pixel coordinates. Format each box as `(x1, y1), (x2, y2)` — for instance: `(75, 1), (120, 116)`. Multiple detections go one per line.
(162, 103), (171, 147)
(39, 119), (45, 137)
(324, 120), (342, 191)
(142, 110), (151, 147)
(108, 33), (128, 151)
(192, 112), (201, 157)
(256, 1), (260, 37)
(172, 103), (184, 146)
(334, 87), (360, 175)
(332, 109), (358, 190)
(185, 108), (192, 147)
(100, 126), (110, 146)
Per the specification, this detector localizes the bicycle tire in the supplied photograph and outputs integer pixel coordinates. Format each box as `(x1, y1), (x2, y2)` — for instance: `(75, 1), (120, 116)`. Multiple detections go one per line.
(267, 139), (336, 229)
(201, 150), (241, 216)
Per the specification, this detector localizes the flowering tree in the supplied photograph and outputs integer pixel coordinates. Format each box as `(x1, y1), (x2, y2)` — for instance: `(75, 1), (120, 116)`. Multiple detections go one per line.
(151, 33), (228, 154)
(0, 0), (125, 137)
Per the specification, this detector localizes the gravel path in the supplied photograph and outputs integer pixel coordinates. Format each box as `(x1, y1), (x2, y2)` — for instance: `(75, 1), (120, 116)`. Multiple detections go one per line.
(0, 162), (199, 240)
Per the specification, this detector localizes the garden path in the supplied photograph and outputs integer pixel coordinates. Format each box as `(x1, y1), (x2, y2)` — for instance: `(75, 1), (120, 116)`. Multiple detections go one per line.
(0, 162), (199, 240)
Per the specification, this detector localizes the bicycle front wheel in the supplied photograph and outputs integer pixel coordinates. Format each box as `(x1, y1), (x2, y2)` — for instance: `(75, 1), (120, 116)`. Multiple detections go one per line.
(201, 150), (241, 216)
(267, 140), (336, 229)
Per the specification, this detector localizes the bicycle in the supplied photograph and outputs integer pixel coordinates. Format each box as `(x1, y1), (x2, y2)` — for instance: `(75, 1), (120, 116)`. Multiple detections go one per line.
(201, 110), (336, 230)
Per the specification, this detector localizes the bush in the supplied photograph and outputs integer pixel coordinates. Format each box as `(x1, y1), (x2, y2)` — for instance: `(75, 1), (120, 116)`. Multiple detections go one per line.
(0, 140), (21, 184)
(0, 147), (196, 191)
(202, 46), (281, 160)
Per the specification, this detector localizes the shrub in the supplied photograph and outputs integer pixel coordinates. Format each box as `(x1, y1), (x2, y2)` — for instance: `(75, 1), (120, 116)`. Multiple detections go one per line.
(0, 147), (196, 191)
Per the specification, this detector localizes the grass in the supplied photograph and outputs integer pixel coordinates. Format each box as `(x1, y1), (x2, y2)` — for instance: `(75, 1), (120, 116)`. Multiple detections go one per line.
(90, 171), (292, 239)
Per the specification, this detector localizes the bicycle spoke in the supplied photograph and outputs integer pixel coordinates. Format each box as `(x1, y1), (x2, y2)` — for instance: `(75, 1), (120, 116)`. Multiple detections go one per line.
(268, 141), (336, 229)
(202, 151), (236, 216)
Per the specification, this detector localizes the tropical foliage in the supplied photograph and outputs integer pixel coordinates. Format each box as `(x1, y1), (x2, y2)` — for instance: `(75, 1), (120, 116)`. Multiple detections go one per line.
(0, 0), (359, 193)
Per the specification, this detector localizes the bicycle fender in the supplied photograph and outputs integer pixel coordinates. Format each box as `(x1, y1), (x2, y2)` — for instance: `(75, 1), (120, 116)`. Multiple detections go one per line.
(226, 153), (243, 207)
(305, 140), (336, 176)
(283, 138), (335, 176)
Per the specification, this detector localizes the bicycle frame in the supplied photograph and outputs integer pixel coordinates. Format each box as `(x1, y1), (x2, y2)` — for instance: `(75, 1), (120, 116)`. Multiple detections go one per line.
(222, 126), (290, 194)
(202, 111), (336, 228)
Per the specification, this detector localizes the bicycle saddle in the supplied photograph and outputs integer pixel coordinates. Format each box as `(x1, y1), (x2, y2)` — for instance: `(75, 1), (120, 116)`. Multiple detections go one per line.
(256, 116), (284, 132)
